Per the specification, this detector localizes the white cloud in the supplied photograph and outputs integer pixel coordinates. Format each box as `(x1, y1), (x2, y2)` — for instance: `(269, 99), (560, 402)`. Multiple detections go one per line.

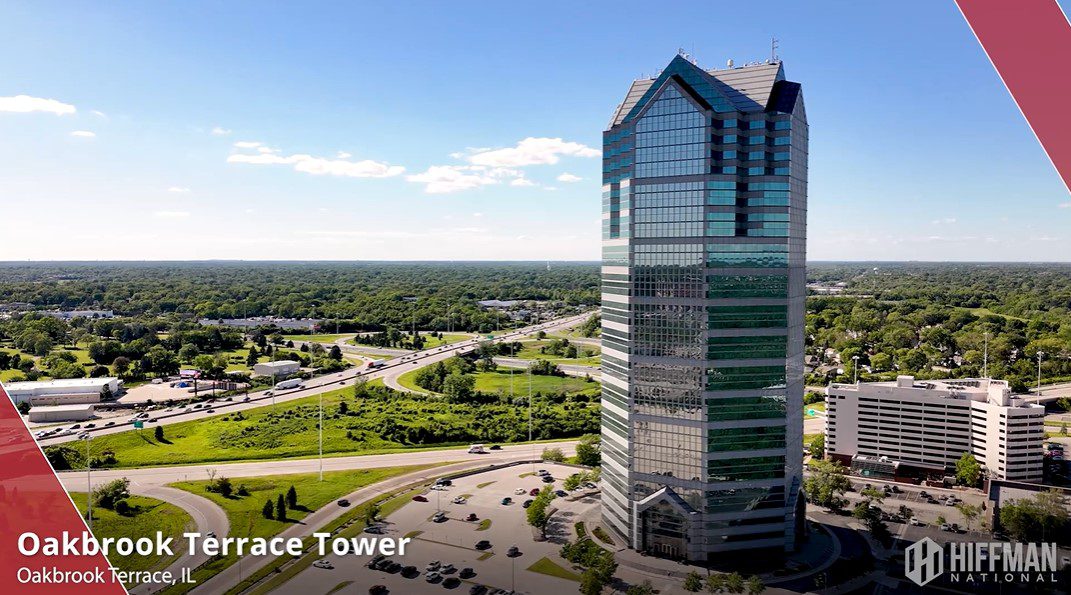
(0, 95), (76, 115)
(91, 110), (107, 119)
(510, 178), (536, 187)
(556, 172), (582, 183)
(407, 165), (500, 194)
(154, 211), (190, 219)
(1060, 202), (1071, 209)
(228, 145), (404, 179)
(930, 217), (957, 225)
(337, 151), (352, 159)
(211, 126), (232, 136)
(473, 212), (483, 217)
(70, 130), (96, 138)
(167, 186), (190, 193)
(467, 137), (599, 167)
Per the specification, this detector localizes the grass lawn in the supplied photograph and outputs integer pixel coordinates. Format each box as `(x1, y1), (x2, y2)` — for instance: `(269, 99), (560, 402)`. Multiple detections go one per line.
(69, 492), (193, 584)
(804, 401), (826, 418)
(420, 333), (473, 348)
(512, 340), (601, 365)
(397, 367), (600, 397)
(166, 465), (436, 595)
(527, 556), (582, 581)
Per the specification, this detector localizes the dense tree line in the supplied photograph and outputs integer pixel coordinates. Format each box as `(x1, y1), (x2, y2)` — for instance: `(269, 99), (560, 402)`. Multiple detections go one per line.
(0, 262), (599, 332)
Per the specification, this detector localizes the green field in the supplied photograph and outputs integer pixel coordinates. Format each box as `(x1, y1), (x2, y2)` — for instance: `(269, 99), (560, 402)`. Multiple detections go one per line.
(527, 556), (582, 581)
(397, 367), (600, 397)
(513, 340), (600, 365)
(0, 344), (95, 381)
(348, 332), (471, 350)
(170, 465), (435, 544)
(70, 492), (193, 583)
(167, 465), (433, 595)
(57, 381), (598, 468)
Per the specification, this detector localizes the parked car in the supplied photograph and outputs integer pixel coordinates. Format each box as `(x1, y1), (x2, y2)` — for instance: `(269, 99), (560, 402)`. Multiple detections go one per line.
(443, 578), (461, 589)
(469, 585), (487, 595)
(426, 561), (441, 571)
(425, 571), (442, 583)
(529, 488), (540, 496)
(555, 490), (568, 498)
(507, 545), (520, 557)
(363, 525), (384, 534)
(452, 496), (467, 504)
(433, 512), (447, 523)
(542, 475), (555, 483)
(369, 586), (388, 595)
(910, 517), (923, 526)
(440, 563), (456, 574)
(500, 497), (512, 505)
(523, 499), (533, 508)
(515, 488), (527, 495)
(460, 567), (476, 579)
(474, 540), (492, 550)
(466, 513), (479, 521)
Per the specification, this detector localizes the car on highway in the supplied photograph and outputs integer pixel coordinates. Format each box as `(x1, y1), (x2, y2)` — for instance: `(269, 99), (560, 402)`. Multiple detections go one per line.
(337, 498), (350, 507)
(411, 495), (428, 502)
(312, 559), (333, 569)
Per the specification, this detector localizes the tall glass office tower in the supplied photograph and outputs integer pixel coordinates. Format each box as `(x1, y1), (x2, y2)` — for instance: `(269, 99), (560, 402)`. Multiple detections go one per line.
(599, 54), (807, 561)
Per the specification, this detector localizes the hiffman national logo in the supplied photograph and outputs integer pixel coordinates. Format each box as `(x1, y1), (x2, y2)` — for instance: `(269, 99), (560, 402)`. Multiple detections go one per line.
(905, 537), (1061, 587)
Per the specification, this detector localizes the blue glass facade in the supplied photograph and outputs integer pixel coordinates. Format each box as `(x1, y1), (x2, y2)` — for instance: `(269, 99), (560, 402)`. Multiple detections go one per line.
(600, 56), (807, 561)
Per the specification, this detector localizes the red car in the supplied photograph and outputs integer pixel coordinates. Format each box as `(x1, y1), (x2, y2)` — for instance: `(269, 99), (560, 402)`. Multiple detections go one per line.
(412, 495), (428, 502)
(529, 488), (539, 496)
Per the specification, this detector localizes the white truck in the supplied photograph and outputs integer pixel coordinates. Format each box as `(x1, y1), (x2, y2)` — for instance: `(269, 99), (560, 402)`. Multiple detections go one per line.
(273, 378), (305, 391)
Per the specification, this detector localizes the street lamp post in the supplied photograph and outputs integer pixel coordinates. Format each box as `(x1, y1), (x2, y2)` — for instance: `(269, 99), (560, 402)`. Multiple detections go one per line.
(852, 355), (860, 385)
(318, 390), (324, 481)
(1037, 351), (1044, 396)
(983, 331), (989, 379)
(80, 434), (92, 531)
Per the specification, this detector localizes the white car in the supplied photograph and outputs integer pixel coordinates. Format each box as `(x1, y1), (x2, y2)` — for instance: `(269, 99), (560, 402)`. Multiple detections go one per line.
(451, 496), (466, 504)
(909, 518), (923, 526)
(312, 559), (333, 569)
(514, 488), (527, 495)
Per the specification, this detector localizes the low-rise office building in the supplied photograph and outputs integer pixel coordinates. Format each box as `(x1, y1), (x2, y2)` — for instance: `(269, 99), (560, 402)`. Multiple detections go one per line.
(28, 404), (96, 423)
(252, 360), (300, 377)
(5, 377), (121, 406)
(825, 376), (1045, 482)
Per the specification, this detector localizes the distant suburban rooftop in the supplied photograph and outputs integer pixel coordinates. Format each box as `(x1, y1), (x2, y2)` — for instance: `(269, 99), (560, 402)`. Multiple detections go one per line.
(5, 377), (117, 390)
(27, 404), (96, 413)
(257, 360), (299, 368)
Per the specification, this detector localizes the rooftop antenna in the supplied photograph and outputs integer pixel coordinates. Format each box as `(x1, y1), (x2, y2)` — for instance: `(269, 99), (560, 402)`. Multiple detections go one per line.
(770, 37), (780, 62)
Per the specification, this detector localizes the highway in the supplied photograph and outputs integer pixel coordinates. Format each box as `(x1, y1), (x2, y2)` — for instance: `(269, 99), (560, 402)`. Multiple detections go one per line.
(38, 312), (591, 447)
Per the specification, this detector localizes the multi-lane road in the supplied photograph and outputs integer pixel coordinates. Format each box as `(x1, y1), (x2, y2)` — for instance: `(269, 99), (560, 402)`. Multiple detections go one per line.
(39, 312), (592, 447)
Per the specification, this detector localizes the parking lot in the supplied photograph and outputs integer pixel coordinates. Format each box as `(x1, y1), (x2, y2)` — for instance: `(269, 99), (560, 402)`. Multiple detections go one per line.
(278, 461), (600, 595)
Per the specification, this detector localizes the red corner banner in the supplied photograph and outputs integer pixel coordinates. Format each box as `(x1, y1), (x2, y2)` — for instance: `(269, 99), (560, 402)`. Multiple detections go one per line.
(956, 0), (1071, 193)
(0, 382), (126, 594)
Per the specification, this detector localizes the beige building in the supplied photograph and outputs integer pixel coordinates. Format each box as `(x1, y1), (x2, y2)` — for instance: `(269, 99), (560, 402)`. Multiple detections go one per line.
(826, 376), (1045, 482)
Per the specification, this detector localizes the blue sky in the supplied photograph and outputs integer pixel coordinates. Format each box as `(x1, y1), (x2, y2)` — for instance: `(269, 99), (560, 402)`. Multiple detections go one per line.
(1, 0), (1068, 261)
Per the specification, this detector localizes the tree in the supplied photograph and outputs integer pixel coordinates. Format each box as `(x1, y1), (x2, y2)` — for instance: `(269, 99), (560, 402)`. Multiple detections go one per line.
(745, 575), (765, 595)
(276, 494), (287, 521)
(262, 499), (274, 519)
(329, 345), (342, 361)
(683, 571), (703, 592)
(803, 459), (851, 511)
(154, 425), (164, 442)
(955, 452), (982, 487)
(16, 401), (30, 415)
(808, 434), (825, 459)
(725, 573), (745, 594)
(526, 487), (555, 537)
(208, 476), (233, 498)
(575, 434), (601, 467)
(541, 447), (565, 462)
(112, 356), (131, 376)
(956, 503), (981, 531)
(626, 580), (655, 595)
(287, 485), (297, 509)
(178, 344), (200, 363)
(706, 573), (726, 593)
(93, 478), (131, 510)
(999, 490), (1070, 542)
(441, 371), (475, 400)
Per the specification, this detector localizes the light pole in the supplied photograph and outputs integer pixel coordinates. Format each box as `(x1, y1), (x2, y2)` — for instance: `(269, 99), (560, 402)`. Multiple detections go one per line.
(983, 331), (989, 379)
(318, 390), (324, 481)
(80, 433), (92, 531)
(1037, 351), (1044, 396)
(852, 355), (860, 385)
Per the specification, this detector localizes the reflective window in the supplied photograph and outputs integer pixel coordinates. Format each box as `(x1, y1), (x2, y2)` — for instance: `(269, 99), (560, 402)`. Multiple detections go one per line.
(635, 85), (706, 178)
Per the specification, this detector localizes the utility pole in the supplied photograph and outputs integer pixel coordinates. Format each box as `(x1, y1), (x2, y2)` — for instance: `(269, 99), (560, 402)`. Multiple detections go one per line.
(80, 434), (92, 531)
(852, 355), (860, 385)
(318, 390), (324, 481)
(983, 331), (989, 379)
(1037, 351), (1044, 396)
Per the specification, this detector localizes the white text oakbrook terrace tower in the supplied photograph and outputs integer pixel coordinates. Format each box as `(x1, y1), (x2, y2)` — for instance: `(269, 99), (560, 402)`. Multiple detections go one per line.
(599, 55), (808, 561)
